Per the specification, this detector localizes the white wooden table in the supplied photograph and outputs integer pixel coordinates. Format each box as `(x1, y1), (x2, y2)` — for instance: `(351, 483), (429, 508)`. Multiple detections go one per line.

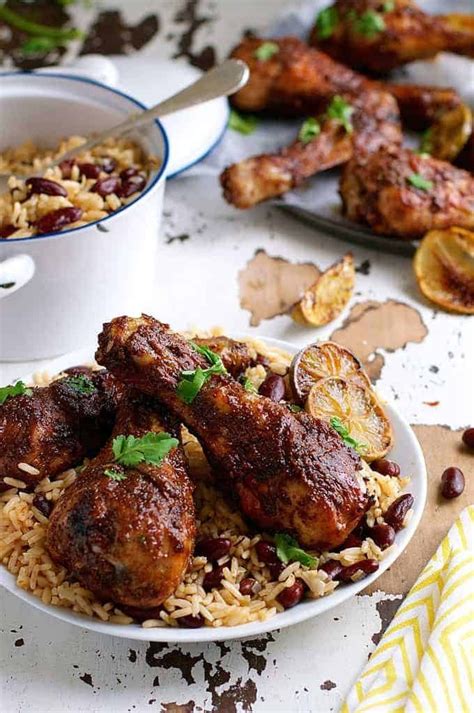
(1, 2), (472, 711)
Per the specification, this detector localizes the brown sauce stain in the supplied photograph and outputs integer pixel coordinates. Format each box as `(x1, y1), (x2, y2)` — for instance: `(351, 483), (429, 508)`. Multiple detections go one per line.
(239, 250), (320, 326)
(172, 0), (216, 70)
(330, 299), (428, 381)
(81, 10), (159, 56)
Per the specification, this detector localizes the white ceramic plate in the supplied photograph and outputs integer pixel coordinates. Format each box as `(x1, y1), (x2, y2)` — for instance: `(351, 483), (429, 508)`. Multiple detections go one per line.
(0, 337), (427, 642)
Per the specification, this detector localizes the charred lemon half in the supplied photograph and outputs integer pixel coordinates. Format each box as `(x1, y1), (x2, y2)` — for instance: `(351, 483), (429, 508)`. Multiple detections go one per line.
(291, 253), (355, 327)
(414, 227), (474, 314)
(421, 104), (472, 162)
(306, 376), (393, 461)
(290, 341), (370, 403)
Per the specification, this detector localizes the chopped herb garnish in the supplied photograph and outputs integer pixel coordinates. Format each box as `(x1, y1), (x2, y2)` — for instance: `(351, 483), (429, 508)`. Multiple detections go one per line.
(228, 109), (259, 135)
(288, 404), (303, 413)
(353, 10), (386, 37)
(298, 117), (321, 144)
(66, 374), (96, 395)
(241, 377), (258, 394)
(418, 128), (433, 156)
(254, 41), (279, 61)
(275, 533), (317, 568)
(326, 95), (355, 133)
(330, 416), (366, 453)
(0, 381), (32, 405)
(315, 5), (339, 40)
(382, 0), (395, 11)
(112, 432), (179, 468)
(0, 5), (83, 58)
(104, 468), (127, 482)
(177, 343), (228, 404)
(21, 36), (65, 55)
(407, 173), (434, 191)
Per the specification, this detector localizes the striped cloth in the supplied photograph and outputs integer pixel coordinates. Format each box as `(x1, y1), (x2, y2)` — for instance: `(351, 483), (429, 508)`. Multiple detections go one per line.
(342, 506), (474, 713)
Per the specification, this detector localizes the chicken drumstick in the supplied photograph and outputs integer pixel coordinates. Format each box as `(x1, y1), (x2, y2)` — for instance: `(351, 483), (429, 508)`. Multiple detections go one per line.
(96, 316), (369, 551)
(47, 391), (195, 610)
(0, 368), (123, 487)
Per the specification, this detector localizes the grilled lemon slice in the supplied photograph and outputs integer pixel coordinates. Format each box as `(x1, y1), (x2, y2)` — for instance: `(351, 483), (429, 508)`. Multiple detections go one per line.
(291, 253), (355, 327)
(306, 376), (393, 461)
(413, 227), (474, 314)
(290, 341), (370, 403)
(421, 104), (472, 162)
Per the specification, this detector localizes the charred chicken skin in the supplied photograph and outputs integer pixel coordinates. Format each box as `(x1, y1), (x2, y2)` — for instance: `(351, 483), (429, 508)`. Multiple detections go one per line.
(0, 368), (123, 487)
(340, 146), (474, 238)
(47, 392), (195, 610)
(309, 0), (474, 74)
(96, 315), (369, 551)
(193, 336), (258, 379)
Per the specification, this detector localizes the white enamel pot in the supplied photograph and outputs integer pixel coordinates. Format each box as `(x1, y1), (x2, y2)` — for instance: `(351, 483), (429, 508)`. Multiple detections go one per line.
(0, 70), (169, 361)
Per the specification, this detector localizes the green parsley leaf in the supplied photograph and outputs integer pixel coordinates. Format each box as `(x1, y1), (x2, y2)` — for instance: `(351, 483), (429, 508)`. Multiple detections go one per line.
(228, 109), (259, 135)
(298, 117), (321, 144)
(330, 416), (366, 453)
(104, 468), (127, 481)
(326, 95), (355, 133)
(0, 381), (32, 406)
(382, 0), (395, 11)
(275, 533), (317, 568)
(254, 41), (279, 61)
(353, 10), (386, 37)
(315, 5), (339, 40)
(287, 404), (303, 413)
(66, 374), (96, 395)
(407, 173), (434, 191)
(21, 36), (64, 55)
(177, 344), (227, 404)
(241, 376), (258, 393)
(112, 432), (179, 468)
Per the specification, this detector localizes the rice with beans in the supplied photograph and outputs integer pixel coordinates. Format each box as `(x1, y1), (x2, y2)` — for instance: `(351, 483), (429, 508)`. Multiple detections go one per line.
(0, 136), (159, 239)
(0, 336), (411, 629)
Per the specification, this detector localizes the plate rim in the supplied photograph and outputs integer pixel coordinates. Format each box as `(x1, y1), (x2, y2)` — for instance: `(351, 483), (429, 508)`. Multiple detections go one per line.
(0, 337), (427, 643)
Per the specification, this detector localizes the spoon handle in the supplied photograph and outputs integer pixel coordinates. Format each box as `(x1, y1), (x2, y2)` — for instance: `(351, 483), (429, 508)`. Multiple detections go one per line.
(58, 59), (248, 163)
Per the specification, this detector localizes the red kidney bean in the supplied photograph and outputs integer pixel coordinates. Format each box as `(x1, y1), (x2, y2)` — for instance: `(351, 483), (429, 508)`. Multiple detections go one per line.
(268, 561), (285, 580)
(368, 523), (395, 550)
(239, 577), (261, 596)
(259, 373), (286, 402)
(337, 559), (379, 583)
(338, 533), (363, 550)
(178, 614), (204, 628)
(78, 162), (100, 179)
(462, 428), (474, 449)
(32, 493), (52, 518)
(0, 480), (12, 493)
(255, 540), (279, 565)
(371, 458), (401, 477)
(118, 174), (147, 198)
(277, 579), (305, 609)
(91, 176), (121, 197)
(100, 157), (117, 174)
(383, 494), (414, 531)
(196, 537), (231, 561)
(0, 224), (16, 238)
(59, 159), (75, 179)
(120, 167), (139, 181)
(121, 604), (162, 622)
(26, 177), (67, 197)
(203, 565), (225, 592)
(319, 560), (344, 580)
(441, 467), (465, 499)
(36, 207), (83, 234)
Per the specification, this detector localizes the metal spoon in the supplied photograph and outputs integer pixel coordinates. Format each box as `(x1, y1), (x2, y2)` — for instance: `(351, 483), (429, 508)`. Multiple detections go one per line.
(0, 59), (248, 180)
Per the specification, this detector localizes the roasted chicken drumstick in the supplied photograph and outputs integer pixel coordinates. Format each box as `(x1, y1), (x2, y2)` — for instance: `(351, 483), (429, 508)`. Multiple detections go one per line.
(96, 315), (369, 551)
(309, 0), (474, 74)
(0, 368), (123, 487)
(47, 391), (195, 610)
(340, 146), (474, 238)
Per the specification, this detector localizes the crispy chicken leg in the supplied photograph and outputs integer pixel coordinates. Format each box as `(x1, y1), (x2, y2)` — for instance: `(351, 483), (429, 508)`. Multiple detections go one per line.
(309, 0), (474, 74)
(0, 368), (123, 487)
(47, 392), (195, 610)
(96, 316), (369, 551)
(340, 146), (474, 238)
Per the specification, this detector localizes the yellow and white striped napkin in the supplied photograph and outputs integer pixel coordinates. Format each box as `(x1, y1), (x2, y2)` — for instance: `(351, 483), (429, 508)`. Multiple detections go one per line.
(342, 506), (474, 713)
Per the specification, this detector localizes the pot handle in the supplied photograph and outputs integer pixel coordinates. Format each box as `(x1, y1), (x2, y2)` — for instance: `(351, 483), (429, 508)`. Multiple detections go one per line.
(0, 255), (35, 299)
(35, 55), (119, 88)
